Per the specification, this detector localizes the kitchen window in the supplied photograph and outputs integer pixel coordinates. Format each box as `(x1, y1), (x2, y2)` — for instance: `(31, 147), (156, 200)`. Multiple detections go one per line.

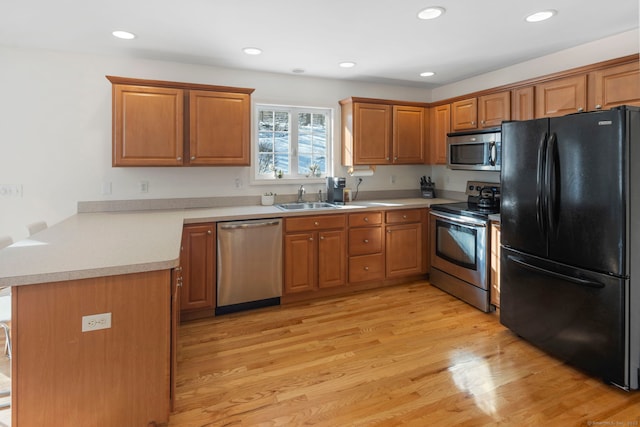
(254, 104), (332, 182)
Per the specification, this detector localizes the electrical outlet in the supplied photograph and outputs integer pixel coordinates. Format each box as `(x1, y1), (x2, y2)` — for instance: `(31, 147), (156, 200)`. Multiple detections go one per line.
(82, 312), (112, 332)
(390, 175), (396, 184)
(0, 184), (23, 198)
(139, 180), (149, 193)
(235, 178), (243, 189)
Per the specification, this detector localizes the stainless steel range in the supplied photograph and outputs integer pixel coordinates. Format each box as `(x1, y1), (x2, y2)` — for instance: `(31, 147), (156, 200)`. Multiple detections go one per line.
(429, 181), (500, 312)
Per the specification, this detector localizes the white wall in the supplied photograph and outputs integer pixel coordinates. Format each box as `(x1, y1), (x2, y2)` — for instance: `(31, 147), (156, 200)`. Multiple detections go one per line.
(0, 28), (638, 242)
(431, 29), (639, 101)
(0, 46), (432, 241)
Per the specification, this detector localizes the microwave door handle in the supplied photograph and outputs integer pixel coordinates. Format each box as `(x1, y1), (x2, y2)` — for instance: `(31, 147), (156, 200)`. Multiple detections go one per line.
(489, 141), (496, 166)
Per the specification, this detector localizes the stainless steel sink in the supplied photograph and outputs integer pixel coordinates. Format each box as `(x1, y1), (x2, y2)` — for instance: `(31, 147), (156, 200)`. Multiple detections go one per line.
(276, 202), (339, 210)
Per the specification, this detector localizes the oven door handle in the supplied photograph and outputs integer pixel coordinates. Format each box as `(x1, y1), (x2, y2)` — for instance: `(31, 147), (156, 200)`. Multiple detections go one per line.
(429, 210), (488, 228)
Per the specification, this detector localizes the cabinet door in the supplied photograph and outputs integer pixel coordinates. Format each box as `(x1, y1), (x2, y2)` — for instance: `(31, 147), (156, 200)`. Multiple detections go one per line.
(451, 98), (478, 131)
(589, 61), (640, 110)
(512, 86), (535, 120)
(353, 103), (392, 164)
(535, 75), (587, 118)
(112, 85), (184, 166)
(180, 224), (215, 313)
(392, 105), (426, 163)
(318, 230), (346, 288)
(189, 90), (251, 165)
(478, 91), (510, 128)
(430, 104), (450, 164)
(284, 232), (316, 293)
(386, 223), (423, 278)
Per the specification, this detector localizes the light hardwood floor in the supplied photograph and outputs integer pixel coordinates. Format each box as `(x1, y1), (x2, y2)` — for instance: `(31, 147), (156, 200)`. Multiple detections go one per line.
(169, 281), (640, 426)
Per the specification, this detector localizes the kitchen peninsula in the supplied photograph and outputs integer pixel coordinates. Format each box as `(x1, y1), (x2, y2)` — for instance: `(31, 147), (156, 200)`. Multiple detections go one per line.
(0, 197), (451, 426)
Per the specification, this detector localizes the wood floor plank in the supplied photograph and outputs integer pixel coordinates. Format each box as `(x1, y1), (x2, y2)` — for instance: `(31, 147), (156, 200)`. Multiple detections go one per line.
(169, 281), (640, 426)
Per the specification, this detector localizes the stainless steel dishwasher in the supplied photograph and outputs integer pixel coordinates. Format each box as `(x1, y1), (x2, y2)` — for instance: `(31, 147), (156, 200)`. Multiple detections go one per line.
(216, 218), (282, 315)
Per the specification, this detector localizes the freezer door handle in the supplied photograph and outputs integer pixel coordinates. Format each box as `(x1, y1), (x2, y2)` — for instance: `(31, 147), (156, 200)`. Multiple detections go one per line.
(536, 132), (548, 234)
(546, 133), (559, 235)
(508, 255), (605, 288)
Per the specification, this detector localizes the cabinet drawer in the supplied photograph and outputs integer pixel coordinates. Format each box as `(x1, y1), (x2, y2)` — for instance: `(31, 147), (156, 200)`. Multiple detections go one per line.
(349, 254), (385, 283)
(349, 227), (383, 256)
(285, 214), (346, 232)
(385, 209), (422, 224)
(349, 211), (382, 227)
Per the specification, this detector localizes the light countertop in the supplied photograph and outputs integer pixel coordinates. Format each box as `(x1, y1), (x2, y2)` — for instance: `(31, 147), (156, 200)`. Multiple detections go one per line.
(0, 197), (455, 287)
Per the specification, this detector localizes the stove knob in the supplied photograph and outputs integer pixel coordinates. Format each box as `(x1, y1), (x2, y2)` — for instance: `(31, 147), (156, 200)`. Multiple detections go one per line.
(468, 185), (474, 191)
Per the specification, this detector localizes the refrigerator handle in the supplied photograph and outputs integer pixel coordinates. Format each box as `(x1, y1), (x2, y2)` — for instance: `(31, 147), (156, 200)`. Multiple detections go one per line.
(536, 133), (548, 234)
(546, 133), (558, 235)
(508, 255), (605, 289)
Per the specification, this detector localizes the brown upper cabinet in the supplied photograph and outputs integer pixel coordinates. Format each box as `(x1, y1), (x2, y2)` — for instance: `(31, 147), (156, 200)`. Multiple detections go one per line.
(451, 98), (477, 131)
(512, 86), (535, 120)
(478, 91), (511, 127)
(535, 74), (587, 118)
(588, 61), (640, 111)
(451, 92), (511, 131)
(107, 76), (254, 167)
(429, 104), (450, 165)
(340, 98), (427, 166)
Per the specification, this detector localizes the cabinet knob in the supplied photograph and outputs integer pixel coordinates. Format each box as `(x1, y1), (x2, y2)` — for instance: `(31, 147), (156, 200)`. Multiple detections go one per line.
(481, 120), (485, 125)
(320, 236), (325, 240)
(363, 239), (369, 243)
(191, 156), (196, 160)
(364, 217), (369, 222)
(314, 221), (319, 226)
(387, 229), (391, 233)
(386, 157), (390, 161)
(309, 237), (313, 241)
(577, 107), (584, 112)
(177, 156), (182, 161)
(595, 104), (602, 110)
(394, 156), (398, 160)
(403, 215), (407, 219)
(207, 230), (212, 235)
(364, 266), (369, 271)
(471, 121), (476, 125)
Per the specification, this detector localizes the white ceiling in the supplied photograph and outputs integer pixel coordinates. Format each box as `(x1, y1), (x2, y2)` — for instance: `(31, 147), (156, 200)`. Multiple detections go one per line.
(1, 0), (638, 88)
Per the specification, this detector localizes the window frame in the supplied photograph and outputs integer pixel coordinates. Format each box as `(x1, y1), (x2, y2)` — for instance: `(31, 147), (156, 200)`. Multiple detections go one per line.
(252, 103), (334, 185)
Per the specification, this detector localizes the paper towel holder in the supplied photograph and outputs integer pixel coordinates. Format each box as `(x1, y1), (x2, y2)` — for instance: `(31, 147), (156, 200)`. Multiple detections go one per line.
(347, 166), (375, 177)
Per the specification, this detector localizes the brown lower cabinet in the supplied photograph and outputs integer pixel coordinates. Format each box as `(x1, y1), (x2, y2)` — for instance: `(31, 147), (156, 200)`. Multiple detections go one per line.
(180, 223), (216, 320)
(283, 214), (347, 294)
(13, 270), (172, 426)
(385, 209), (426, 278)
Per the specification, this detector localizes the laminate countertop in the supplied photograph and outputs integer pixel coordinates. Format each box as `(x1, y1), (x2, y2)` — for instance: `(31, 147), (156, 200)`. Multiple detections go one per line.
(0, 198), (455, 287)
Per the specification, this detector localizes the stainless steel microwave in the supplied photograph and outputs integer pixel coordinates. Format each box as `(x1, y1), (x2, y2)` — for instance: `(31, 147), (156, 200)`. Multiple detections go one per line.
(447, 128), (501, 171)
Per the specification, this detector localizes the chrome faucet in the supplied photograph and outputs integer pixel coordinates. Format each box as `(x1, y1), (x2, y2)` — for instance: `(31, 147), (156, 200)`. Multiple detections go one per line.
(297, 185), (305, 202)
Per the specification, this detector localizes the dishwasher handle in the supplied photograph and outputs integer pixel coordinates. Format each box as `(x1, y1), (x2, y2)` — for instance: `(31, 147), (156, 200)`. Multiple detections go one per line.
(219, 220), (281, 230)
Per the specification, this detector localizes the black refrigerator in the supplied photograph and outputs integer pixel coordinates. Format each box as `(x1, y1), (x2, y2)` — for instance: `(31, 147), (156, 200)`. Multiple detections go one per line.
(500, 105), (640, 390)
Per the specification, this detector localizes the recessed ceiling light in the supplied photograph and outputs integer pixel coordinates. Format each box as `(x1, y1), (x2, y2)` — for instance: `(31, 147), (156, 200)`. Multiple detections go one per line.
(420, 71), (436, 77)
(339, 61), (356, 68)
(525, 10), (557, 23)
(112, 30), (136, 40)
(242, 47), (262, 55)
(417, 6), (445, 20)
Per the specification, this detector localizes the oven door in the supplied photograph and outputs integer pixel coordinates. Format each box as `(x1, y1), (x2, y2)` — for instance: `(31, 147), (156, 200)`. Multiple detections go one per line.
(429, 210), (488, 289)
